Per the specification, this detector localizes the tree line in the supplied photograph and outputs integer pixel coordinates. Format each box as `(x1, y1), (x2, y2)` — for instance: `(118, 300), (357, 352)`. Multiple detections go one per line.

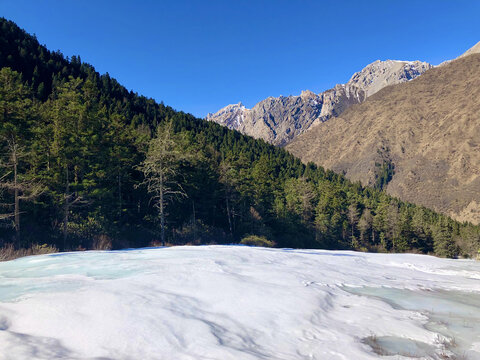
(0, 18), (479, 258)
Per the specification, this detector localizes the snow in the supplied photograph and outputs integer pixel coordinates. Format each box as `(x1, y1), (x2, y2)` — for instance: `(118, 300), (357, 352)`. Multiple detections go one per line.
(0, 246), (479, 360)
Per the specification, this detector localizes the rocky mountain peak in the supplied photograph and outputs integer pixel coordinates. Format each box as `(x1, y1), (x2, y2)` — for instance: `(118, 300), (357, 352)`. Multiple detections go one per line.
(348, 59), (433, 97)
(206, 102), (247, 129)
(207, 59), (432, 146)
(300, 89), (316, 99)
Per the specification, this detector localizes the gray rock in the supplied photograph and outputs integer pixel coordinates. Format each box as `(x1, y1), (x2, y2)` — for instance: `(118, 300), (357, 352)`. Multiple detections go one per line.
(206, 60), (432, 146)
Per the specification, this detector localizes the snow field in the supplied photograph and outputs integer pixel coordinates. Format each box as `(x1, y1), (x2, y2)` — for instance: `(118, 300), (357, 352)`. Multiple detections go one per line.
(0, 246), (479, 359)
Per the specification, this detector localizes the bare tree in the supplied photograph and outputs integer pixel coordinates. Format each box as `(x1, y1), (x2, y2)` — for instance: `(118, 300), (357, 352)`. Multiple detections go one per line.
(218, 161), (238, 236)
(137, 122), (191, 246)
(0, 137), (43, 239)
(61, 165), (89, 249)
(0, 67), (42, 238)
(347, 203), (360, 236)
(358, 208), (374, 245)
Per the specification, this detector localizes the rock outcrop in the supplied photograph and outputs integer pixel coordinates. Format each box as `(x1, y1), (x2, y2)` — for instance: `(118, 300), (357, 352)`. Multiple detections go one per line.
(206, 60), (432, 146)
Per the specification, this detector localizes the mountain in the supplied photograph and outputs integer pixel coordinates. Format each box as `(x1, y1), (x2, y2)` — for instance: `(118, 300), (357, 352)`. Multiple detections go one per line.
(206, 60), (432, 146)
(287, 52), (480, 225)
(1, 17), (479, 258)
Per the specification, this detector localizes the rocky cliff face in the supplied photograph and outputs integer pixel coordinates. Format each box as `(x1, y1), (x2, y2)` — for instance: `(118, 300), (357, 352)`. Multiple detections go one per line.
(206, 60), (432, 146)
(207, 102), (247, 129)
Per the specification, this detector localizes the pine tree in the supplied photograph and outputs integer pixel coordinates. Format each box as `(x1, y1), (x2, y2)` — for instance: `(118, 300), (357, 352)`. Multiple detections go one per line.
(433, 221), (458, 258)
(284, 177), (315, 223)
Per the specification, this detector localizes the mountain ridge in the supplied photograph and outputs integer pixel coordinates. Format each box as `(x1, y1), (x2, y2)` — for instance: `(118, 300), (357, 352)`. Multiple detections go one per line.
(458, 40), (480, 59)
(287, 53), (480, 225)
(206, 59), (432, 146)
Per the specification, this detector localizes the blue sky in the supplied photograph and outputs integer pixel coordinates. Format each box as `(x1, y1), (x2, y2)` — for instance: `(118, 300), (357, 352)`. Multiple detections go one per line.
(1, 1), (479, 117)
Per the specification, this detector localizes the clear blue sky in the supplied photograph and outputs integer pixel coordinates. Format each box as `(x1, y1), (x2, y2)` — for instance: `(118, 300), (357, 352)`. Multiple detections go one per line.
(1, 1), (479, 117)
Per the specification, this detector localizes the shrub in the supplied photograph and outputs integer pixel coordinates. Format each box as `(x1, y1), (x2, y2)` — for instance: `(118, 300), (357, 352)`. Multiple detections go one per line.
(92, 235), (113, 250)
(240, 235), (275, 248)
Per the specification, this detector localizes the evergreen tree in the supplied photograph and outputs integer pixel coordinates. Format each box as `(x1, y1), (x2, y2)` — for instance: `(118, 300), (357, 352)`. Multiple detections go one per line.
(433, 221), (458, 258)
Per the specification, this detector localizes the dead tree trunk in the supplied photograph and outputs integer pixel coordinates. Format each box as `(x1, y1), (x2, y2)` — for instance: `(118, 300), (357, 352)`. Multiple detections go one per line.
(160, 171), (165, 247)
(12, 142), (19, 239)
(63, 166), (70, 250)
(226, 195), (233, 236)
(192, 199), (197, 243)
(118, 171), (122, 220)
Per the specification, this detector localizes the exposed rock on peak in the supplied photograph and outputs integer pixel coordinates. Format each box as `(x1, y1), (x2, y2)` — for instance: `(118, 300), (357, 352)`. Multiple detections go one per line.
(206, 102), (247, 129)
(348, 59), (432, 97)
(207, 59), (432, 146)
(300, 89), (316, 98)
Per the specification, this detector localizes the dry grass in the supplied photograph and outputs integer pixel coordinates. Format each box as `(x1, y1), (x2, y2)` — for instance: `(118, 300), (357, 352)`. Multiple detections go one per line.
(287, 54), (480, 225)
(362, 335), (389, 356)
(0, 243), (58, 261)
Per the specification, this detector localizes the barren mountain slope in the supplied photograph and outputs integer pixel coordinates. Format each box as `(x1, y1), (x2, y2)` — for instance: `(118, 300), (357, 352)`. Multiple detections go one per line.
(287, 54), (480, 224)
(458, 40), (480, 59)
(206, 60), (432, 146)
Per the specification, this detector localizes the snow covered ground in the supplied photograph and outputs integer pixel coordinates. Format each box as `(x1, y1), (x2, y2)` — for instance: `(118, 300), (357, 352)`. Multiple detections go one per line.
(0, 246), (479, 360)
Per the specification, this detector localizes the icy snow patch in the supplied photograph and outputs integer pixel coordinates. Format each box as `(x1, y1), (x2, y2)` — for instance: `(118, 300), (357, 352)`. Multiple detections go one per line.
(0, 246), (479, 359)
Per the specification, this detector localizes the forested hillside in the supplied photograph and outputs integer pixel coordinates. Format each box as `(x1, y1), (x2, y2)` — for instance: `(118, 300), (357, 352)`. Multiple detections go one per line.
(0, 18), (478, 258)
